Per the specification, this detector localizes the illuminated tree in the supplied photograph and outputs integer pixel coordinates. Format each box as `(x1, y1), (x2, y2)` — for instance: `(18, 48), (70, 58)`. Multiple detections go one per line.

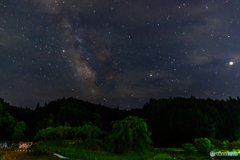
(104, 116), (152, 154)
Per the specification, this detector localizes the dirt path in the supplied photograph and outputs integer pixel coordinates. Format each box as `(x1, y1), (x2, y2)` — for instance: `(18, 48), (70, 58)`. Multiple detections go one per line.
(53, 153), (70, 159)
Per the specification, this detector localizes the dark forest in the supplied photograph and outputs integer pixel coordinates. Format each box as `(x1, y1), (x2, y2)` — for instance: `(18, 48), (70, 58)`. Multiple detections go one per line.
(1, 96), (239, 149)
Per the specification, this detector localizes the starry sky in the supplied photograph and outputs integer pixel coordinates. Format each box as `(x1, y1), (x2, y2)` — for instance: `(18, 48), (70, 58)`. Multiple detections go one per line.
(1, 0), (240, 110)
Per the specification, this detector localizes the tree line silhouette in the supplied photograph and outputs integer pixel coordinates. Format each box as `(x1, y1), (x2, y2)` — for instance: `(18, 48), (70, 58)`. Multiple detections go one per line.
(1, 96), (240, 148)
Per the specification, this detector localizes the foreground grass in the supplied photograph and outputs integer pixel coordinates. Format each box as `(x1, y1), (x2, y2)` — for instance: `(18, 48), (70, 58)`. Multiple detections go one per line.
(2, 140), (240, 159)
(30, 140), (211, 160)
(36, 140), (160, 160)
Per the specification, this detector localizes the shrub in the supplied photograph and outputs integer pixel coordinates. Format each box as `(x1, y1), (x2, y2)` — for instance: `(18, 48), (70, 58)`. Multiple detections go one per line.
(210, 138), (222, 145)
(30, 142), (54, 156)
(70, 127), (77, 139)
(194, 138), (214, 154)
(222, 140), (229, 145)
(103, 134), (116, 153)
(181, 142), (197, 153)
(34, 129), (47, 141)
(211, 144), (216, 151)
(229, 141), (240, 151)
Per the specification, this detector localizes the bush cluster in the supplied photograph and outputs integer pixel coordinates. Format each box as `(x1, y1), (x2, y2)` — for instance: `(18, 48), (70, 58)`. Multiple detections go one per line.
(181, 141), (197, 153)
(30, 142), (55, 156)
(222, 140), (229, 145)
(34, 124), (103, 142)
(229, 141), (240, 151)
(194, 138), (215, 154)
(32, 116), (153, 155)
(210, 138), (222, 145)
(182, 138), (217, 154)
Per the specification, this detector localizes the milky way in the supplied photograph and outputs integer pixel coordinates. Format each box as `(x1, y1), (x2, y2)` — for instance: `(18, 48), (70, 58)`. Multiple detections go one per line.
(0, 0), (240, 109)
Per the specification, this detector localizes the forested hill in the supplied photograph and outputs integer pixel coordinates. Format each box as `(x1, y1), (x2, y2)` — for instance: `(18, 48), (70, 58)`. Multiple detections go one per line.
(32, 97), (131, 133)
(1, 96), (240, 148)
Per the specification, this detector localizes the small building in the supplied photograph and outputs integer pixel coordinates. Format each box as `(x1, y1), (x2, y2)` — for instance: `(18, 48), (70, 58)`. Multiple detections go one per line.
(0, 142), (7, 148)
(19, 142), (33, 149)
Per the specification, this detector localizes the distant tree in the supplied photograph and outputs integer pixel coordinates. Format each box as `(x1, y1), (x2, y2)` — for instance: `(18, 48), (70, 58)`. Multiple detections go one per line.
(12, 121), (27, 142)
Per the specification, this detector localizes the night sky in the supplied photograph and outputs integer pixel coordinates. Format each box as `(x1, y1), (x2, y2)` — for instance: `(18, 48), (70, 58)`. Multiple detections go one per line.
(1, 0), (240, 110)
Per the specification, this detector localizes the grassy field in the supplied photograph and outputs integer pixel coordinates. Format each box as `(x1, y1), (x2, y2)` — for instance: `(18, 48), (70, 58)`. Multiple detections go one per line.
(1, 140), (240, 160)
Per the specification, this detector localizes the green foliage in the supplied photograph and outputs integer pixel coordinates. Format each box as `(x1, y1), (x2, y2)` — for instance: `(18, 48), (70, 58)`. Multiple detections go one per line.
(69, 127), (77, 139)
(44, 127), (55, 140)
(222, 140), (229, 145)
(194, 138), (214, 154)
(36, 114), (55, 132)
(30, 142), (54, 156)
(0, 103), (16, 140)
(53, 127), (64, 140)
(12, 121), (27, 142)
(193, 110), (216, 139)
(34, 124), (104, 143)
(210, 138), (222, 145)
(229, 141), (240, 151)
(74, 124), (103, 144)
(230, 141), (240, 146)
(3, 112), (16, 130)
(45, 114), (55, 128)
(34, 129), (47, 141)
(56, 104), (103, 128)
(103, 134), (116, 153)
(82, 124), (102, 139)
(181, 142), (197, 153)
(75, 126), (85, 143)
(34, 127), (63, 141)
(55, 125), (71, 139)
(104, 116), (152, 154)
(3, 95), (240, 150)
